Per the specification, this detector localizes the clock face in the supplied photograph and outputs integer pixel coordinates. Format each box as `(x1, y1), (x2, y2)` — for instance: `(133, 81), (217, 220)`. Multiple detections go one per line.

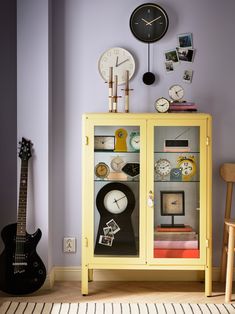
(94, 136), (115, 151)
(169, 84), (184, 101)
(170, 168), (182, 181)
(130, 133), (140, 151)
(95, 162), (110, 179)
(155, 158), (171, 178)
(104, 189), (128, 214)
(98, 47), (135, 85)
(110, 156), (125, 172)
(130, 3), (169, 43)
(180, 160), (194, 176)
(155, 97), (170, 113)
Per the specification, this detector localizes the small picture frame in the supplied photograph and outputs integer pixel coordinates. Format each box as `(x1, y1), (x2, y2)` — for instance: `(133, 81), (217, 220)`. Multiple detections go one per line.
(176, 48), (195, 62)
(106, 219), (120, 234)
(177, 33), (193, 48)
(183, 69), (193, 83)
(164, 49), (179, 64)
(99, 235), (114, 246)
(165, 61), (174, 73)
(161, 191), (185, 216)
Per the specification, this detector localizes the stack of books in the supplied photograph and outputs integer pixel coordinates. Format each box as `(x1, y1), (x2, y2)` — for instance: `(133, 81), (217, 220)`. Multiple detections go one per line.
(154, 225), (199, 258)
(169, 102), (197, 113)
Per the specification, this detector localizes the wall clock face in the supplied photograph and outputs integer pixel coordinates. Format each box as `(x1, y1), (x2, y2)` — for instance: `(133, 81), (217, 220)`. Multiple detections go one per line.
(129, 3), (169, 43)
(98, 47), (135, 85)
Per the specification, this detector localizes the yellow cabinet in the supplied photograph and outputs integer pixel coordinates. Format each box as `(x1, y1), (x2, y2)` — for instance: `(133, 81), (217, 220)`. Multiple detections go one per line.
(82, 113), (212, 296)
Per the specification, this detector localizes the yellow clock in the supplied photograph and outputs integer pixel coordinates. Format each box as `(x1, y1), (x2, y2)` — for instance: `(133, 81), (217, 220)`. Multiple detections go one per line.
(114, 128), (127, 152)
(177, 155), (196, 181)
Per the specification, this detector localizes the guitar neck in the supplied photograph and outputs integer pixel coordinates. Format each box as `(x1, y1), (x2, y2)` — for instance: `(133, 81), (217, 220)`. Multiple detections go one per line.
(17, 159), (28, 237)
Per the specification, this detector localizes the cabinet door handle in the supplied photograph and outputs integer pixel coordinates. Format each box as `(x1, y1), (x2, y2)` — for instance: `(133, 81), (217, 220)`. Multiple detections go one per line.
(147, 190), (154, 208)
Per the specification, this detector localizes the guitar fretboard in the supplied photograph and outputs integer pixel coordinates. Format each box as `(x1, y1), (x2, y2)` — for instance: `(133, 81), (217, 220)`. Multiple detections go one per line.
(16, 159), (28, 237)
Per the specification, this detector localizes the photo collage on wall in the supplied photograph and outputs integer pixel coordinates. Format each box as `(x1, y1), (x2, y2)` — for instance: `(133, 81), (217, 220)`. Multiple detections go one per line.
(164, 33), (195, 84)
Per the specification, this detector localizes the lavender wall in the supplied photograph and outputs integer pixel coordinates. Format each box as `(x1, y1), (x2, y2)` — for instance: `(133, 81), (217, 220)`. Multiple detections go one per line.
(52, 0), (235, 267)
(15, 0), (235, 270)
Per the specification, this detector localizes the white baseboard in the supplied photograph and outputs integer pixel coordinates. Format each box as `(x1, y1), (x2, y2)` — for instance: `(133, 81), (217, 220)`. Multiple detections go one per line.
(42, 266), (224, 287)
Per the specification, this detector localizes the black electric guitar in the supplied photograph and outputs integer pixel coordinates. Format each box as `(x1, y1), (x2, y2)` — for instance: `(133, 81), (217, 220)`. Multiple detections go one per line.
(0, 138), (46, 295)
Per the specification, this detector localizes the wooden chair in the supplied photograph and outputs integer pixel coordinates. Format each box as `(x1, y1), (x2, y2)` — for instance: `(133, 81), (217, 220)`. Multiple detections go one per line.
(220, 163), (235, 302)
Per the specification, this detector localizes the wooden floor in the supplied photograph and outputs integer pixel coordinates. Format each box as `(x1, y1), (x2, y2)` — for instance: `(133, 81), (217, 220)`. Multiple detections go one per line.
(0, 281), (232, 305)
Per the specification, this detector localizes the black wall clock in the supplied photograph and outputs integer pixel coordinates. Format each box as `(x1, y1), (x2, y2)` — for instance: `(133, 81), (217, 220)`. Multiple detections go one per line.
(94, 182), (137, 255)
(129, 3), (169, 43)
(130, 3), (169, 85)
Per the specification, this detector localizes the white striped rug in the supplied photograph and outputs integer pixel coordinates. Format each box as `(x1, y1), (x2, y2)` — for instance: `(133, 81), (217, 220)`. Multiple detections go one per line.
(1, 301), (235, 314)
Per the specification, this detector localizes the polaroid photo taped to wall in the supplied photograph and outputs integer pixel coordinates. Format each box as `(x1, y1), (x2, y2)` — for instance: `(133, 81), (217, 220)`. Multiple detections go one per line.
(164, 49), (179, 64)
(177, 33), (193, 48)
(176, 47), (195, 62)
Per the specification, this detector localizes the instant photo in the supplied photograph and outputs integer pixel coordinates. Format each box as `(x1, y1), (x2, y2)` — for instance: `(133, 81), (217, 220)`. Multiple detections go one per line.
(177, 33), (193, 48)
(183, 69), (193, 83)
(176, 48), (195, 62)
(165, 61), (174, 73)
(165, 49), (179, 64)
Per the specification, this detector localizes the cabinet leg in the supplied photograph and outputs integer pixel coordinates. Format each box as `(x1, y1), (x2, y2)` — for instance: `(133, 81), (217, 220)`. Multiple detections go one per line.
(205, 266), (212, 297)
(81, 265), (89, 295)
(88, 269), (93, 282)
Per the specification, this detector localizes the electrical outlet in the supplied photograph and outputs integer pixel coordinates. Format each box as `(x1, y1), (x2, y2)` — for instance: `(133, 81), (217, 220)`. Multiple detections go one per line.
(63, 237), (76, 253)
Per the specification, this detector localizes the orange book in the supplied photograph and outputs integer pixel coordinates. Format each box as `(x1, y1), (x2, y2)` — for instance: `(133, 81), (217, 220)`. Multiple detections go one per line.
(154, 249), (200, 258)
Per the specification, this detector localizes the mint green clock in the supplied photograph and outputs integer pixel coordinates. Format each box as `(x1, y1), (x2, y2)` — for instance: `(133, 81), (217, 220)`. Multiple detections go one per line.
(129, 132), (140, 151)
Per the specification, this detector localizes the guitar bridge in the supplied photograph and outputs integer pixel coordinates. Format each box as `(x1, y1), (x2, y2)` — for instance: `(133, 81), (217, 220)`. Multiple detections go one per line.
(12, 262), (27, 266)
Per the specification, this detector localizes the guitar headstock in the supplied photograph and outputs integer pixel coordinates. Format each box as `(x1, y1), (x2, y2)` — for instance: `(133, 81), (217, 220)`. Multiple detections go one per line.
(19, 137), (33, 161)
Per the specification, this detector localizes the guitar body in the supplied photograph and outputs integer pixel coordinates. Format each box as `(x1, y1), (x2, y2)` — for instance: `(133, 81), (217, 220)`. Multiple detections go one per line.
(0, 223), (46, 295)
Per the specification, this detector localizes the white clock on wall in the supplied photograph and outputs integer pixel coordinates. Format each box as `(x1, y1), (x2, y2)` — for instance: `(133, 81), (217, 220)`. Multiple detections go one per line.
(98, 47), (135, 85)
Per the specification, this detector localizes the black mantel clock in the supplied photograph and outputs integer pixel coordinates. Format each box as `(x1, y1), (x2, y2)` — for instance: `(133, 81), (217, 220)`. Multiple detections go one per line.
(94, 182), (137, 255)
(129, 3), (169, 85)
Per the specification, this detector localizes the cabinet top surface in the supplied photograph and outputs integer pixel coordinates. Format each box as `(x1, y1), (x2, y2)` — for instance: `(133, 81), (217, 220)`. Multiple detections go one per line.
(83, 113), (212, 120)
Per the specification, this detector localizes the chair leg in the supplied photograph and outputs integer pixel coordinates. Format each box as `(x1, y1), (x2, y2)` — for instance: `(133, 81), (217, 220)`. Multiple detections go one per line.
(225, 226), (235, 302)
(221, 246), (228, 282)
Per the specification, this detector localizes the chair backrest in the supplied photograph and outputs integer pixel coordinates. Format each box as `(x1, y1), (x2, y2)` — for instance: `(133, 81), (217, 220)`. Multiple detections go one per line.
(220, 163), (235, 183)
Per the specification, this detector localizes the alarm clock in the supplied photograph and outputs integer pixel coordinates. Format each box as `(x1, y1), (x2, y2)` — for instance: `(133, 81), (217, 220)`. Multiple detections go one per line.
(154, 158), (171, 181)
(110, 156), (125, 172)
(177, 155), (196, 181)
(94, 162), (110, 179)
(170, 167), (182, 181)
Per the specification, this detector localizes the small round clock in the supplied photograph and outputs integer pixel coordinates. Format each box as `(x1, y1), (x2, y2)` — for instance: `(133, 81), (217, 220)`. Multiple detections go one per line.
(129, 3), (169, 43)
(110, 156), (125, 172)
(169, 84), (184, 102)
(94, 162), (110, 179)
(129, 132), (140, 151)
(154, 158), (171, 180)
(177, 155), (196, 181)
(155, 97), (170, 113)
(98, 47), (135, 85)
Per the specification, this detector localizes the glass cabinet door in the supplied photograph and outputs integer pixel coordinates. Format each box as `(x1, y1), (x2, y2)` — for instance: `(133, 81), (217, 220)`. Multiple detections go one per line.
(93, 124), (143, 258)
(147, 122), (207, 263)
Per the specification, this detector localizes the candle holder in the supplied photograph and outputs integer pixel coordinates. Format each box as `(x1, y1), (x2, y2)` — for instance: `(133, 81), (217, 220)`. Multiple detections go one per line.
(121, 70), (133, 113)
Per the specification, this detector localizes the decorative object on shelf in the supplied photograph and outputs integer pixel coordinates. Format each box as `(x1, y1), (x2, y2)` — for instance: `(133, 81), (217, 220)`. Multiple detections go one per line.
(110, 156), (125, 172)
(160, 191), (185, 228)
(121, 70), (133, 112)
(122, 162), (140, 178)
(154, 158), (171, 181)
(129, 3), (169, 85)
(94, 162), (110, 179)
(108, 67), (113, 112)
(112, 75), (121, 113)
(95, 182), (137, 255)
(129, 131), (140, 151)
(154, 97), (170, 113)
(114, 128), (127, 152)
(177, 155), (197, 181)
(164, 139), (189, 152)
(169, 84), (184, 102)
(94, 136), (115, 151)
(170, 167), (182, 181)
(98, 47), (135, 85)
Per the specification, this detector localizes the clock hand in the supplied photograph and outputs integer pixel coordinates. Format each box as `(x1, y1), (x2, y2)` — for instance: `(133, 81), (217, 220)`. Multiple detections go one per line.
(115, 56), (119, 67)
(113, 198), (120, 209)
(146, 16), (162, 25)
(116, 58), (129, 67)
(141, 18), (151, 25)
(114, 195), (127, 202)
